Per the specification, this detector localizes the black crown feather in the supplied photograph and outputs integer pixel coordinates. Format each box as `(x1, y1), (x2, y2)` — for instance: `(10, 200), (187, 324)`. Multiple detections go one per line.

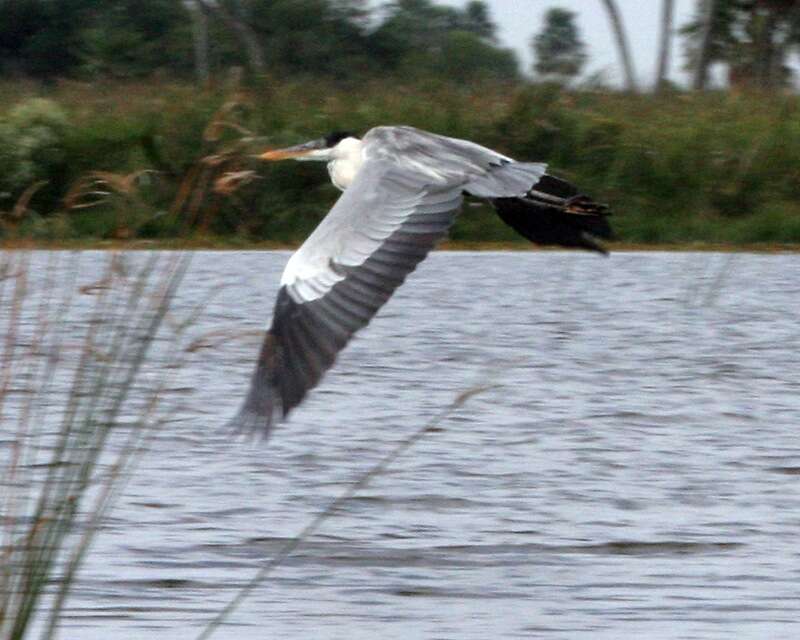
(324, 130), (357, 147)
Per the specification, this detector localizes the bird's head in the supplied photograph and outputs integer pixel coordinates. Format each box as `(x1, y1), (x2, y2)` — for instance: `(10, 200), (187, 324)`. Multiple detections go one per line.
(259, 131), (359, 162)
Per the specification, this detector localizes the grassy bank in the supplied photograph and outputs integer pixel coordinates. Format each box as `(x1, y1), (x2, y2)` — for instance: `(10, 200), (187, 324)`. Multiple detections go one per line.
(2, 78), (800, 247)
(2, 237), (800, 253)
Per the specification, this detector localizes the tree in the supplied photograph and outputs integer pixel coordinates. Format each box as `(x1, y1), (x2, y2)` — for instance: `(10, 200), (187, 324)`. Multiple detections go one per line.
(0, 0), (191, 78)
(370, 0), (517, 82)
(683, 0), (800, 90)
(372, 0), (470, 58)
(191, 1), (210, 85)
(247, 0), (374, 79)
(656, 0), (675, 90)
(599, 0), (638, 91)
(766, 1), (800, 87)
(461, 1), (496, 40)
(532, 8), (586, 82)
(187, 0), (374, 79)
(79, 0), (192, 78)
(0, 0), (514, 83)
(0, 0), (96, 77)
(429, 30), (518, 82)
(195, 0), (265, 75)
(691, 0), (716, 89)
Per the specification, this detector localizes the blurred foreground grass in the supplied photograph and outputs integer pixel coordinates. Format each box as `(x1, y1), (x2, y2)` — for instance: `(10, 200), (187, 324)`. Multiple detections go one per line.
(0, 250), (189, 638)
(2, 78), (800, 248)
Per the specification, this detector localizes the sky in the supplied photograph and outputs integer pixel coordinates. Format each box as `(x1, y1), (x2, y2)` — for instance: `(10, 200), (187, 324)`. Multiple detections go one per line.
(436, 0), (700, 87)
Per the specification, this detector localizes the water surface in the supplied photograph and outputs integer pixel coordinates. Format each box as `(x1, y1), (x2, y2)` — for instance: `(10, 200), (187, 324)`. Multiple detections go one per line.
(4, 250), (800, 639)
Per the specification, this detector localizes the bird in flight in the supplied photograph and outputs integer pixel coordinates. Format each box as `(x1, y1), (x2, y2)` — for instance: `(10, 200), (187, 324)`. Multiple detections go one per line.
(230, 126), (611, 436)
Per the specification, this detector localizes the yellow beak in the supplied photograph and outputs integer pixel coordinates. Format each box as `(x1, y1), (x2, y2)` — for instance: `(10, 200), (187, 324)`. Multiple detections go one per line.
(257, 137), (330, 162)
(258, 148), (314, 161)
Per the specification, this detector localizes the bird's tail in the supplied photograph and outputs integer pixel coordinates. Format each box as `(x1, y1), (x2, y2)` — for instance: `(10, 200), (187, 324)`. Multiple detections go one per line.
(491, 174), (612, 253)
(226, 331), (282, 438)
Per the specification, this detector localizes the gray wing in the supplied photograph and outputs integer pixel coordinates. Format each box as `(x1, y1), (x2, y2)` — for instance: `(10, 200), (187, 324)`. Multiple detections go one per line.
(230, 158), (459, 435)
(366, 126), (547, 198)
(230, 128), (546, 436)
(279, 127), (546, 301)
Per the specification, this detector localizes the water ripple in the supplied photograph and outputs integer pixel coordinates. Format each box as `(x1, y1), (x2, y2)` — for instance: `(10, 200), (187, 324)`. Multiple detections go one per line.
(4, 250), (800, 640)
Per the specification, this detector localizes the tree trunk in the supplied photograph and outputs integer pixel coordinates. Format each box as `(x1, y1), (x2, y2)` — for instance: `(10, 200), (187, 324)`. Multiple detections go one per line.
(191, 1), (210, 86)
(599, 0), (638, 92)
(655, 0), (675, 91)
(693, 0), (716, 90)
(771, 6), (800, 88)
(757, 10), (778, 88)
(195, 0), (266, 75)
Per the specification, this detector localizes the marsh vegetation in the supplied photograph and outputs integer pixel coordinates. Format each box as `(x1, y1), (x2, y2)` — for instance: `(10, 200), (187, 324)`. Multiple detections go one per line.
(2, 80), (800, 249)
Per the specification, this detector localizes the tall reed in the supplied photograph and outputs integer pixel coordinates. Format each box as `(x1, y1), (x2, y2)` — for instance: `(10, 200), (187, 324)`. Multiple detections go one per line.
(0, 250), (189, 639)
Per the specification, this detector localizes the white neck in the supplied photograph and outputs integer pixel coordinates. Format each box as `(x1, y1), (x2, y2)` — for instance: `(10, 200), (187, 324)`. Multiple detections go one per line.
(327, 137), (364, 191)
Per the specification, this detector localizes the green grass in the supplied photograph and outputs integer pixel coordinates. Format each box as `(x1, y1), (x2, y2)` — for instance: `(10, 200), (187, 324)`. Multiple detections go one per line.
(2, 78), (800, 247)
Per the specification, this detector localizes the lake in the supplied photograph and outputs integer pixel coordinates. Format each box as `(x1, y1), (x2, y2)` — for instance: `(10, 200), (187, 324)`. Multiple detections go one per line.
(3, 250), (800, 639)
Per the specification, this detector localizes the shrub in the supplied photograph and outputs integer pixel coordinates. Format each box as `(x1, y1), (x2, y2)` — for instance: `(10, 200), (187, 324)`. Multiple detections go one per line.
(0, 99), (68, 207)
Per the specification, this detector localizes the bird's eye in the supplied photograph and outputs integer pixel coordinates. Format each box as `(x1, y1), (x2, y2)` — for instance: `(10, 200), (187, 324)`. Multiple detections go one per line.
(325, 131), (355, 147)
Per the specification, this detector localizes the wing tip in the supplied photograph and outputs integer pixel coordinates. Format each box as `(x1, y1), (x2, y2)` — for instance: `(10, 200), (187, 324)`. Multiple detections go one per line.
(227, 329), (285, 440)
(583, 236), (610, 255)
(225, 406), (272, 438)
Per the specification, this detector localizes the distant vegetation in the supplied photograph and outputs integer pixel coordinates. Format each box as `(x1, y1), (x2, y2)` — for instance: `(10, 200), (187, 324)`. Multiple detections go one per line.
(2, 79), (800, 247)
(0, 0), (517, 83)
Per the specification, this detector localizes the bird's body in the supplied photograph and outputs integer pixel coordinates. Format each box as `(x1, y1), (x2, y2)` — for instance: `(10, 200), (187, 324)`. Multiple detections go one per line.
(232, 126), (611, 436)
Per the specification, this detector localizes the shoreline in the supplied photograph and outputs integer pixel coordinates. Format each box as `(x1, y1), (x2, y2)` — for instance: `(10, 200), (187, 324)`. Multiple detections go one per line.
(2, 239), (800, 253)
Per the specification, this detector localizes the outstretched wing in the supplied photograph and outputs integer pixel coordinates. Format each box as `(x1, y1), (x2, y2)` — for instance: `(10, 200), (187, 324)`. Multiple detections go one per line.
(230, 159), (461, 435)
(230, 127), (546, 436)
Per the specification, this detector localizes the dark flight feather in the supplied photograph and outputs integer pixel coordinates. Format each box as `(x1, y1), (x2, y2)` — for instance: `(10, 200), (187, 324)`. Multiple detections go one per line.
(490, 174), (612, 254)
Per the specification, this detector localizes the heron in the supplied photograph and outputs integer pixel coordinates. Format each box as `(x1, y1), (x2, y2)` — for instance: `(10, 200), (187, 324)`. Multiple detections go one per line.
(230, 125), (611, 435)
